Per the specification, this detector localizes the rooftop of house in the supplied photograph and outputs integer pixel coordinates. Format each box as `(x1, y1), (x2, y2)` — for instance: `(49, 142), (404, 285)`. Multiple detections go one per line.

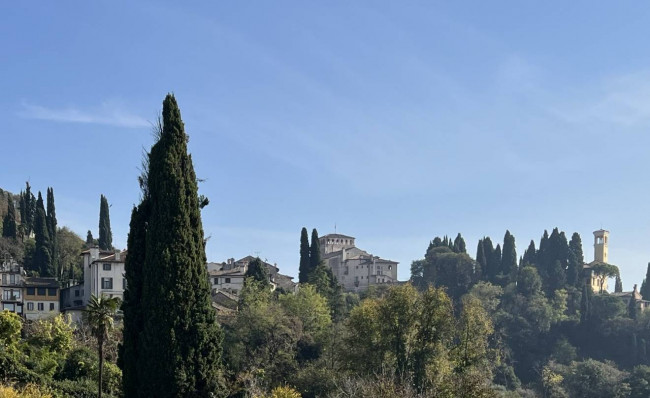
(93, 250), (128, 264)
(321, 233), (356, 240)
(24, 277), (59, 288)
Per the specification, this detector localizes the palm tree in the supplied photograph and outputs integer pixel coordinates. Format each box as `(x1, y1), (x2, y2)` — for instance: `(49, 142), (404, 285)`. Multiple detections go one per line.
(83, 294), (121, 398)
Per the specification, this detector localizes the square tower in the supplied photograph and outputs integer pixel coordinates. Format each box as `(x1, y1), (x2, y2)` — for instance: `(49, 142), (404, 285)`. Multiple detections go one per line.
(593, 229), (609, 263)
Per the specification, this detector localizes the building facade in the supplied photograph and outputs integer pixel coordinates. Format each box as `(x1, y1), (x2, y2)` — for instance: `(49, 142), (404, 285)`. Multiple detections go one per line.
(319, 233), (398, 292)
(1, 255), (24, 315)
(23, 277), (59, 320)
(208, 256), (297, 295)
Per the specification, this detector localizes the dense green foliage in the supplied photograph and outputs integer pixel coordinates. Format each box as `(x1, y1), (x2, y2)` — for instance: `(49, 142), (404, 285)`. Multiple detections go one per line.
(121, 94), (224, 397)
(98, 194), (113, 251)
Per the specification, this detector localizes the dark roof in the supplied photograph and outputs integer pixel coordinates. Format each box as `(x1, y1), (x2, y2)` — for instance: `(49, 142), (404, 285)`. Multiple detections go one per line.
(24, 277), (59, 288)
(80, 248), (116, 256)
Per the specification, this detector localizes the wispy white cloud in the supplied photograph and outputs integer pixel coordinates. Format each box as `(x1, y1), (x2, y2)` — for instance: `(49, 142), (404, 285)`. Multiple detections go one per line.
(19, 100), (149, 128)
(551, 71), (650, 127)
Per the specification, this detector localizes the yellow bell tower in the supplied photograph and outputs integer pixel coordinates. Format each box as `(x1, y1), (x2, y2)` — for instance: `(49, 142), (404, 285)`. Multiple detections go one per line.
(593, 229), (609, 263)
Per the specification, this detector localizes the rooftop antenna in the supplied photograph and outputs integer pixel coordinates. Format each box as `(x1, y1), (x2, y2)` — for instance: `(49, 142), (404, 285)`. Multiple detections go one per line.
(334, 222), (337, 234)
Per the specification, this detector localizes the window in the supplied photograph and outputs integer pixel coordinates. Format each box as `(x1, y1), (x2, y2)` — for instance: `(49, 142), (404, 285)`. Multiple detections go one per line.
(225, 278), (231, 283)
(27, 302), (34, 311)
(3, 303), (15, 312)
(1, 274), (6, 284)
(26, 287), (35, 295)
(103, 263), (112, 271)
(123, 278), (126, 290)
(47, 288), (56, 296)
(37, 288), (46, 296)
(75, 290), (80, 297)
(213, 277), (218, 285)
(37, 303), (44, 311)
(102, 278), (113, 289)
(49, 303), (55, 311)
(9, 274), (15, 284)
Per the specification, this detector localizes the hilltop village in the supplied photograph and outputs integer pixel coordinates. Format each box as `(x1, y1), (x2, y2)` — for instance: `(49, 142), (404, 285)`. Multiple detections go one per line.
(1, 100), (650, 398)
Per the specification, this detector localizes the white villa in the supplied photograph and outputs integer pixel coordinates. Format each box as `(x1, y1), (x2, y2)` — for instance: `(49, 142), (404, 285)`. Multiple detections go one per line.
(320, 233), (398, 292)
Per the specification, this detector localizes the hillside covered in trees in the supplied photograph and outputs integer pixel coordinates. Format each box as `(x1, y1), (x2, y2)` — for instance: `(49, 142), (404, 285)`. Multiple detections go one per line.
(3, 96), (650, 398)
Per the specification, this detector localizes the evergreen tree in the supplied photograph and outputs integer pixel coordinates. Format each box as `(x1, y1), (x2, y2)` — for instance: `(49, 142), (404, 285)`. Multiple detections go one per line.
(629, 294), (638, 320)
(483, 237), (495, 281)
(501, 230), (517, 284)
(580, 283), (591, 323)
(33, 192), (52, 276)
(245, 257), (271, 288)
(567, 233), (584, 288)
(615, 275), (623, 293)
(298, 227), (311, 283)
(19, 182), (35, 238)
(310, 228), (322, 271)
(124, 94), (224, 396)
(119, 200), (149, 396)
(98, 194), (113, 250)
(475, 239), (486, 281)
(488, 243), (502, 283)
(641, 263), (650, 300)
(522, 240), (536, 267)
(2, 193), (17, 239)
(453, 233), (467, 254)
(536, 230), (550, 282)
(86, 230), (94, 247)
(46, 188), (57, 275)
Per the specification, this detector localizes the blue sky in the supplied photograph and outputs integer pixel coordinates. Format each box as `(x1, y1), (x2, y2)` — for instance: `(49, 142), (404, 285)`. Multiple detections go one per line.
(3, 2), (650, 289)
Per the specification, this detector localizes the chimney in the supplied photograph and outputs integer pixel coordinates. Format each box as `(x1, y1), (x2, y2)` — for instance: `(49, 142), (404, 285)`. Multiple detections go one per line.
(114, 250), (121, 261)
(90, 247), (100, 261)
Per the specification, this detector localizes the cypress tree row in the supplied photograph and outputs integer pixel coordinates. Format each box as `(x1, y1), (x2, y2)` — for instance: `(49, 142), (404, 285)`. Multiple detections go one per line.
(2, 193), (17, 239)
(33, 192), (52, 276)
(310, 228), (322, 271)
(522, 240), (536, 267)
(98, 194), (113, 250)
(298, 227), (311, 283)
(123, 94), (224, 397)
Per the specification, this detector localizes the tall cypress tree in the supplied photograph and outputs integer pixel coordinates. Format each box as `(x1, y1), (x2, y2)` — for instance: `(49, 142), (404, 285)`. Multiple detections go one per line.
(19, 182), (35, 238)
(641, 263), (650, 300)
(98, 195), (113, 250)
(298, 227), (311, 283)
(488, 243), (501, 283)
(475, 239), (486, 281)
(119, 200), (149, 397)
(245, 257), (270, 288)
(2, 193), (17, 239)
(580, 283), (591, 323)
(567, 233), (584, 287)
(483, 237), (495, 281)
(127, 94), (223, 396)
(46, 188), (58, 276)
(501, 230), (517, 284)
(310, 228), (322, 271)
(33, 192), (52, 276)
(640, 264), (650, 300)
(615, 275), (623, 293)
